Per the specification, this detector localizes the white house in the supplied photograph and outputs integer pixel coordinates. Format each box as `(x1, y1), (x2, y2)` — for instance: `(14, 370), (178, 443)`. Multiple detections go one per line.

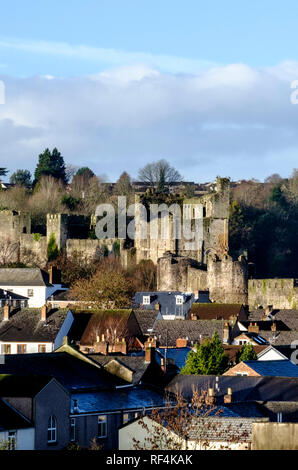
(119, 414), (265, 450)
(0, 305), (74, 354)
(0, 399), (34, 450)
(0, 268), (68, 308)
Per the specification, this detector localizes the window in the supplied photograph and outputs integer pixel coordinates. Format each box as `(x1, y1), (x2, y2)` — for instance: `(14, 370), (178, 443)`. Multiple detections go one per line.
(123, 413), (130, 425)
(1, 344), (11, 354)
(27, 289), (34, 297)
(38, 344), (46, 353)
(176, 296), (183, 305)
(17, 344), (27, 354)
(277, 412), (283, 423)
(98, 415), (107, 438)
(142, 296), (150, 305)
(70, 418), (76, 442)
(8, 431), (16, 450)
(47, 415), (57, 443)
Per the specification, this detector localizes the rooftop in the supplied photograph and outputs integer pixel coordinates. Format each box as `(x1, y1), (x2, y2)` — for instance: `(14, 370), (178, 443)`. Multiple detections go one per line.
(0, 268), (52, 287)
(0, 308), (69, 343)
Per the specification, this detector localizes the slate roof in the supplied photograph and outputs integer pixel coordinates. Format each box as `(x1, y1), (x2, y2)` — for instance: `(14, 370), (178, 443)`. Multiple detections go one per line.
(242, 360), (298, 377)
(131, 309), (160, 336)
(0, 308), (69, 343)
(152, 319), (224, 347)
(190, 303), (246, 320)
(0, 399), (32, 431)
(133, 292), (195, 318)
(249, 309), (298, 329)
(166, 375), (298, 403)
(87, 354), (152, 385)
(156, 347), (192, 370)
(0, 351), (125, 391)
(0, 268), (52, 287)
(70, 386), (166, 414)
(223, 345), (267, 364)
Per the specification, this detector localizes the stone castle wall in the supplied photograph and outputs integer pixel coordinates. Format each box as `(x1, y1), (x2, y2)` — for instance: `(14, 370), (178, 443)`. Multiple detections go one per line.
(248, 278), (298, 309)
(20, 234), (47, 266)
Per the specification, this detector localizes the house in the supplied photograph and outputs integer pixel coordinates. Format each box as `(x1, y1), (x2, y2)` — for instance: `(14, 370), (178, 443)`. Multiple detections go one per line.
(0, 345), (168, 450)
(151, 319), (225, 347)
(76, 309), (132, 354)
(0, 374), (69, 450)
(0, 305), (74, 354)
(119, 411), (267, 450)
(0, 289), (28, 309)
(166, 375), (298, 424)
(0, 398), (34, 450)
(0, 267), (68, 308)
(189, 303), (248, 321)
(133, 291), (195, 319)
(223, 360), (298, 377)
(257, 345), (293, 361)
(126, 309), (161, 341)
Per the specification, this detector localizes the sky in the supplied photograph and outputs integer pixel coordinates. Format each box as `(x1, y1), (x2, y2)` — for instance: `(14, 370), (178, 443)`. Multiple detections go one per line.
(0, 0), (298, 182)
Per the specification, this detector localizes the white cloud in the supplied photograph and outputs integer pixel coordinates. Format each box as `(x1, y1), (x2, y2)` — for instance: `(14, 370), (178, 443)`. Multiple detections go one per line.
(0, 37), (216, 74)
(0, 61), (298, 181)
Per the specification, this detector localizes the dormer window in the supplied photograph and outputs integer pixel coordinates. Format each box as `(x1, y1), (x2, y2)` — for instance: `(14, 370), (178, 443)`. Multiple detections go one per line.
(143, 296), (150, 305)
(176, 296), (183, 305)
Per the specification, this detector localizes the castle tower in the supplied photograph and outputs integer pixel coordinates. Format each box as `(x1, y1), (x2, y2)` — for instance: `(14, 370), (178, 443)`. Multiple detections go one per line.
(207, 254), (248, 304)
(46, 214), (68, 251)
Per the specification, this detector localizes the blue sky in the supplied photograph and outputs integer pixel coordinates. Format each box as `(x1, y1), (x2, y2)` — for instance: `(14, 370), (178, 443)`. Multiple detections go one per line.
(0, 0), (298, 181)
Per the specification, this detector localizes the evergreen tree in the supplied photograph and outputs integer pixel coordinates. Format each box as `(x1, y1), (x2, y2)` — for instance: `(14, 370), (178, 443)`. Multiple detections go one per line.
(180, 332), (229, 375)
(0, 168), (8, 178)
(10, 169), (32, 187)
(34, 148), (66, 184)
(236, 343), (257, 363)
(47, 233), (59, 261)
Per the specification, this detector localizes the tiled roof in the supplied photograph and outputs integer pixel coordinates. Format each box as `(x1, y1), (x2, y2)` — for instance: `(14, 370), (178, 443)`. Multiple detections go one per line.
(133, 292), (195, 318)
(152, 319), (224, 347)
(79, 309), (132, 346)
(0, 374), (52, 397)
(190, 303), (245, 320)
(0, 308), (69, 342)
(249, 309), (298, 330)
(0, 268), (52, 286)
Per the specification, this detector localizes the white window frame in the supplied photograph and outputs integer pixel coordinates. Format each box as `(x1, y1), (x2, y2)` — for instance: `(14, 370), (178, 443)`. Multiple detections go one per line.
(47, 415), (57, 443)
(176, 295), (183, 305)
(98, 415), (107, 438)
(277, 412), (283, 423)
(27, 289), (34, 297)
(142, 296), (150, 305)
(123, 412), (130, 425)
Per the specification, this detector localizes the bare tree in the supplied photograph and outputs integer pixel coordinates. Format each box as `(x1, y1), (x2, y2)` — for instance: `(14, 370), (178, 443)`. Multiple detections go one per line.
(138, 159), (182, 187)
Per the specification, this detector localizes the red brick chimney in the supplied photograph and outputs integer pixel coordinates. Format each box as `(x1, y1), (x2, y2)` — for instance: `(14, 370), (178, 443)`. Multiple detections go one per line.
(176, 337), (188, 348)
(248, 322), (259, 334)
(111, 337), (127, 355)
(41, 305), (47, 322)
(3, 304), (10, 321)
